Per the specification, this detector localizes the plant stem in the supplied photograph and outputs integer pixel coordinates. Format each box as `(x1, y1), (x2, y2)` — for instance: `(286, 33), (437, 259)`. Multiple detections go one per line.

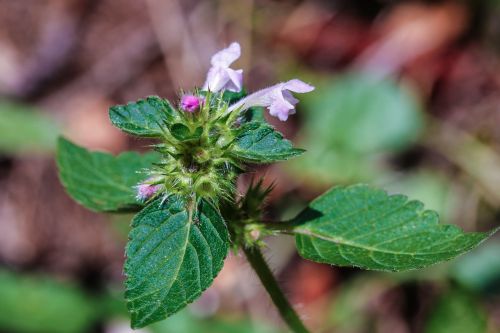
(243, 246), (310, 333)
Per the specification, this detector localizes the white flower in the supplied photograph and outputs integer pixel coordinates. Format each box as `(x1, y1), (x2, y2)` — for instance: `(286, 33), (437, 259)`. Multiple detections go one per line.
(203, 42), (243, 93)
(228, 79), (315, 121)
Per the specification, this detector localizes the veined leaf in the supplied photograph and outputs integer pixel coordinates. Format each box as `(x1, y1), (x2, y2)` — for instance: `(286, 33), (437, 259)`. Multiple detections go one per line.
(57, 137), (159, 212)
(293, 184), (493, 272)
(125, 198), (229, 328)
(229, 122), (304, 163)
(109, 96), (177, 137)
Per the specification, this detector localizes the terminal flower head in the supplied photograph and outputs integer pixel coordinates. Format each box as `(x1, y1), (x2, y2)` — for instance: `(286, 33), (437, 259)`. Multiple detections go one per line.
(181, 94), (203, 113)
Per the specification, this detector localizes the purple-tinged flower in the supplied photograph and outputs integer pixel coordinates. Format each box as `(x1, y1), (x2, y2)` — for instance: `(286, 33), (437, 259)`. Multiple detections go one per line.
(203, 42), (243, 93)
(136, 181), (162, 202)
(228, 79), (315, 121)
(181, 94), (203, 113)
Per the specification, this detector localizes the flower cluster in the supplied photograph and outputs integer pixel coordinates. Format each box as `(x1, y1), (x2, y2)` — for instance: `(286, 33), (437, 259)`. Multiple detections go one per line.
(201, 42), (314, 121)
(136, 42), (314, 202)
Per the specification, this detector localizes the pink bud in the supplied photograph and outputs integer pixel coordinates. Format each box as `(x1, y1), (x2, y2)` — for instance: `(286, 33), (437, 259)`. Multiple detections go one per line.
(181, 95), (203, 113)
(136, 183), (162, 202)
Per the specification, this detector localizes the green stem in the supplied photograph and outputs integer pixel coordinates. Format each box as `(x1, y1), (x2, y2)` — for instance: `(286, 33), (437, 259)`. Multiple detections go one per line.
(260, 221), (296, 233)
(243, 246), (310, 333)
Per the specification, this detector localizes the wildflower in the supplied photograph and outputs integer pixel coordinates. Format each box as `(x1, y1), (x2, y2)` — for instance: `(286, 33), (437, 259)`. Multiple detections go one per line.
(136, 181), (163, 202)
(203, 42), (243, 93)
(228, 79), (315, 121)
(181, 94), (203, 112)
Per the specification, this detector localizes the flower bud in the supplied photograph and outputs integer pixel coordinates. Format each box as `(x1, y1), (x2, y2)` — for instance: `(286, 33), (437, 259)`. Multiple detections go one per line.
(136, 181), (163, 202)
(181, 95), (203, 113)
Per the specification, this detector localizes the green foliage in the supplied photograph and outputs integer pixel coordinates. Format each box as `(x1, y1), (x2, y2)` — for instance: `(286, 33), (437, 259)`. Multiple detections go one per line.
(292, 185), (491, 271)
(0, 270), (99, 333)
(452, 240), (500, 294)
(109, 96), (178, 137)
(230, 122), (304, 163)
(424, 290), (487, 333)
(56, 80), (496, 332)
(57, 137), (159, 212)
(0, 100), (59, 154)
(150, 310), (283, 333)
(169, 123), (203, 141)
(384, 170), (458, 223)
(289, 72), (423, 183)
(303, 72), (423, 153)
(125, 197), (229, 328)
(329, 274), (396, 332)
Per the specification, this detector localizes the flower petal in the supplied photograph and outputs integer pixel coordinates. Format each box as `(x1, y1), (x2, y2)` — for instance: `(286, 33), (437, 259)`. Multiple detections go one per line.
(225, 69), (243, 92)
(283, 79), (315, 93)
(203, 42), (243, 92)
(211, 42), (241, 67)
(203, 67), (225, 92)
(227, 79), (314, 121)
(282, 90), (299, 106)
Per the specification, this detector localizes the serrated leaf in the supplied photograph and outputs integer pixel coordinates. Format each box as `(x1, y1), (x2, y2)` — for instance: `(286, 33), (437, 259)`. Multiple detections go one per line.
(169, 123), (203, 141)
(109, 96), (177, 137)
(125, 198), (229, 329)
(229, 122), (304, 163)
(292, 184), (493, 272)
(57, 137), (159, 212)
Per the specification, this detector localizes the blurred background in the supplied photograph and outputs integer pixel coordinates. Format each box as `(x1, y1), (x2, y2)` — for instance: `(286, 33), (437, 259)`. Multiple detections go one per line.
(0, 0), (499, 332)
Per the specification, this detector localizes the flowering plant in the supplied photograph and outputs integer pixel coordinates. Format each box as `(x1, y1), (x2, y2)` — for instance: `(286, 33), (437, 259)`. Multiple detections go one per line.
(57, 42), (494, 332)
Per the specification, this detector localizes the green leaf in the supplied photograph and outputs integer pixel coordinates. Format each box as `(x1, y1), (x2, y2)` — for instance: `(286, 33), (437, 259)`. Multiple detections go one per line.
(125, 197), (229, 328)
(150, 309), (284, 333)
(242, 107), (266, 124)
(229, 122), (304, 163)
(169, 123), (203, 141)
(288, 71), (423, 184)
(57, 137), (159, 212)
(0, 100), (59, 154)
(109, 96), (177, 137)
(293, 184), (493, 272)
(424, 290), (487, 333)
(302, 72), (423, 154)
(221, 90), (246, 104)
(0, 270), (99, 333)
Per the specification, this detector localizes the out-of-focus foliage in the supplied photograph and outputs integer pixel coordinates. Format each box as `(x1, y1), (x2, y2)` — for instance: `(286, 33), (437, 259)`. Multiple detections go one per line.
(289, 72), (423, 184)
(452, 240), (500, 294)
(329, 274), (396, 332)
(150, 310), (283, 333)
(384, 170), (457, 223)
(424, 289), (487, 333)
(0, 101), (59, 154)
(0, 270), (100, 333)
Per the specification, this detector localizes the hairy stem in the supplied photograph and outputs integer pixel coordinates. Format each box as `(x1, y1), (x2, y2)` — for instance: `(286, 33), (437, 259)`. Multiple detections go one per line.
(243, 246), (310, 333)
